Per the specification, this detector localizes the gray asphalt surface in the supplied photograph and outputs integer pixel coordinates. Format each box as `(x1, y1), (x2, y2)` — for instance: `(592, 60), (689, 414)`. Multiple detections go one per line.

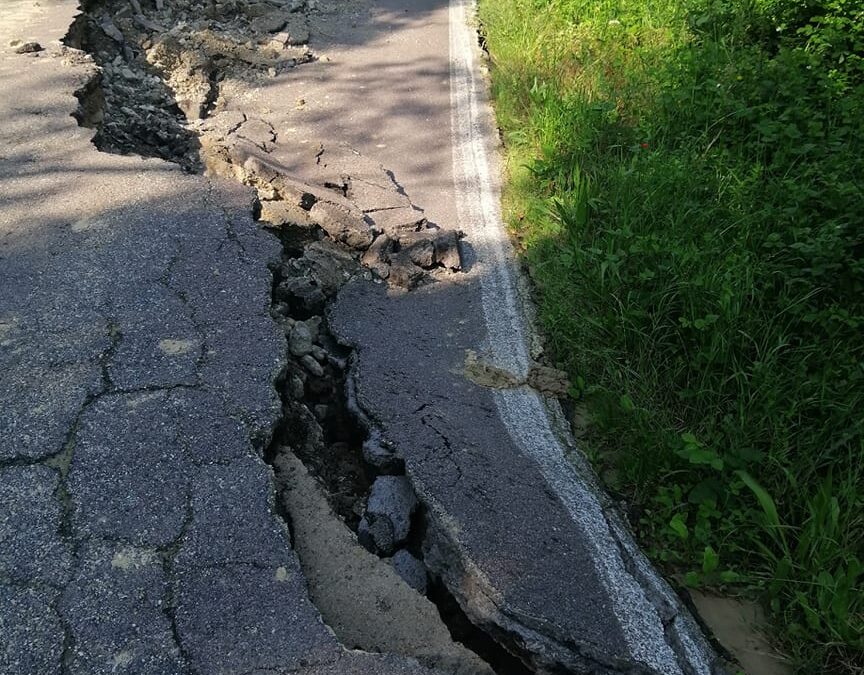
(290, 1), (722, 672)
(0, 3), (436, 674)
(1, 0), (723, 674)
(330, 281), (633, 670)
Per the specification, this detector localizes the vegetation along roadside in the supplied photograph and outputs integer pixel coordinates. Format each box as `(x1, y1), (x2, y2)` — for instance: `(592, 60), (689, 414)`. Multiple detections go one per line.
(477, 0), (863, 672)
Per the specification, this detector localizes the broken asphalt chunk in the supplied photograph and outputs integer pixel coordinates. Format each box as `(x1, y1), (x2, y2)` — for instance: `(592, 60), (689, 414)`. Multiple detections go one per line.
(358, 476), (418, 556)
(367, 206), (428, 234)
(309, 200), (374, 250)
(361, 234), (394, 279)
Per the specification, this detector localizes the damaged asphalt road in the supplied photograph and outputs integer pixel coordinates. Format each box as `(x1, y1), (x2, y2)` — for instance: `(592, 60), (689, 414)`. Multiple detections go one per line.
(2, 0), (726, 674)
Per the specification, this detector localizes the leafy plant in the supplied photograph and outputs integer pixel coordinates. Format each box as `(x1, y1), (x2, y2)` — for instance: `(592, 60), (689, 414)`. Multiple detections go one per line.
(479, 0), (864, 670)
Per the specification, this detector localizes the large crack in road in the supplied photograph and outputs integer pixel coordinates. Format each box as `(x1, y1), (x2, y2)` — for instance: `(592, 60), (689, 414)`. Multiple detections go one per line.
(60, 1), (526, 673)
(0, 0), (725, 672)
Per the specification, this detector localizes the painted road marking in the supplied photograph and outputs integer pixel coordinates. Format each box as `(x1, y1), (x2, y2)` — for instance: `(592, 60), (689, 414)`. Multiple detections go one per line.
(447, 1), (716, 671)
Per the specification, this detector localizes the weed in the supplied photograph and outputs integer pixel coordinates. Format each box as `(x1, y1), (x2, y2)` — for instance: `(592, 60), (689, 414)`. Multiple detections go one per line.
(479, 0), (864, 671)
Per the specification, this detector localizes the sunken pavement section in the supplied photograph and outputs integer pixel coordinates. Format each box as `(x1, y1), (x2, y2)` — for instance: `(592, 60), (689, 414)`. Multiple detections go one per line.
(0, 1), (449, 673)
(1, 0), (725, 674)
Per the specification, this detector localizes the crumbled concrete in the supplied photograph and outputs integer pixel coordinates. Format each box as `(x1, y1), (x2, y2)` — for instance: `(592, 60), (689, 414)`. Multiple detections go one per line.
(309, 200), (375, 250)
(431, 230), (463, 271)
(389, 252), (427, 290)
(261, 198), (312, 225)
(367, 206), (428, 234)
(205, 133), (465, 287)
(273, 450), (493, 675)
(400, 231), (436, 268)
(14, 40), (42, 53)
(362, 233), (394, 278)
(359, 476), (418, 556)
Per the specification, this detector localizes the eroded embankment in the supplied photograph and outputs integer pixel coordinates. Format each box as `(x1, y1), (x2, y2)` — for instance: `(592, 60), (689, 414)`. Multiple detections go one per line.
(60, 1), (539, 673)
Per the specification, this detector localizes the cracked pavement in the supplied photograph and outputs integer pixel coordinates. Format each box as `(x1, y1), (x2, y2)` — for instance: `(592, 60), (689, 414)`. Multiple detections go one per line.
(2, 0), (725, 674)
(0, 2), (436, 674)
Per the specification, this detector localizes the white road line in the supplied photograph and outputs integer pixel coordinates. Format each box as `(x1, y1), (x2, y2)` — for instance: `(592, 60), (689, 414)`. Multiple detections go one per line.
(447, 0), (716, 672)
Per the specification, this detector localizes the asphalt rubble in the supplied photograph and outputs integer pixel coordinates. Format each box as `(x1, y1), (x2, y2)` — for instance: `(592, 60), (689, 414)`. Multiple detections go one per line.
(57, 0), (517, 672)
(30, 0), (727, 673)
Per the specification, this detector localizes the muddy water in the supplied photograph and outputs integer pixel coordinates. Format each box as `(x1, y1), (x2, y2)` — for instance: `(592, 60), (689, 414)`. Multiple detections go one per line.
(690, 590), (792, 675)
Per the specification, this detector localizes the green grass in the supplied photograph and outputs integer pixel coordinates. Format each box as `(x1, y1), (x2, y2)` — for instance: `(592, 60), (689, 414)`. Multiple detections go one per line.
(477, 0), (864, 671)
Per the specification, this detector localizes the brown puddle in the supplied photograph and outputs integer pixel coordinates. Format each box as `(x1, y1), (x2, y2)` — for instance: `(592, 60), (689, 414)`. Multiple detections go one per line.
(689, 590), (792, 675)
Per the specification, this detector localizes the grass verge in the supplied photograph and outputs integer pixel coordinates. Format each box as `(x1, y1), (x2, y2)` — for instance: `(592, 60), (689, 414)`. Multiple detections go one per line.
(477, 0), (863, 671)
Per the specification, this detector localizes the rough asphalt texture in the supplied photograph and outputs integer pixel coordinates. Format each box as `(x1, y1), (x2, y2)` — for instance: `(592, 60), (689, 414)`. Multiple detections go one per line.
(0, 2), (436, 674)
(1, 0), (723, 674)
(331, 282), (637, 671)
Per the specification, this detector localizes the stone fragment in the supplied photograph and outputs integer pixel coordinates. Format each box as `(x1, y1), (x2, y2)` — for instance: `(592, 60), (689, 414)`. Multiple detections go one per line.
(388, 252), (424, 290)
(283, 16), (310, 45)
(146, 38), (213, 119)
(241, 154), (282, 184)
(243, 2), (278, 18)
(14, 42), (42, 54)
(309, 201), (374, 250)
(287, 374), (306, 400)
(432, 230), (463, 270)
(133, 14), (166, 33)
(360, 476), (418, 555)
(391, 550), (427, 594)
(303, 240), (360, 294)
(283, 405), (323, 456)
(399, 232), (435, 268)
(270, 174), (321, 209)
(251, 11), (289, 34)
(357, 516), (391, 556)
(289, 321), (313, 357)
(271, 301), (290, 318)
(100, 19), (125, 43)
(310, 345), (328, 362)
(362, 435), (402, 474)
(361, 234), (393, 278)
(270, 31), (291, 48)
(276, 277), (326, 314)
(305, 316), (322, 343)
(301, 354), (324, 377)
